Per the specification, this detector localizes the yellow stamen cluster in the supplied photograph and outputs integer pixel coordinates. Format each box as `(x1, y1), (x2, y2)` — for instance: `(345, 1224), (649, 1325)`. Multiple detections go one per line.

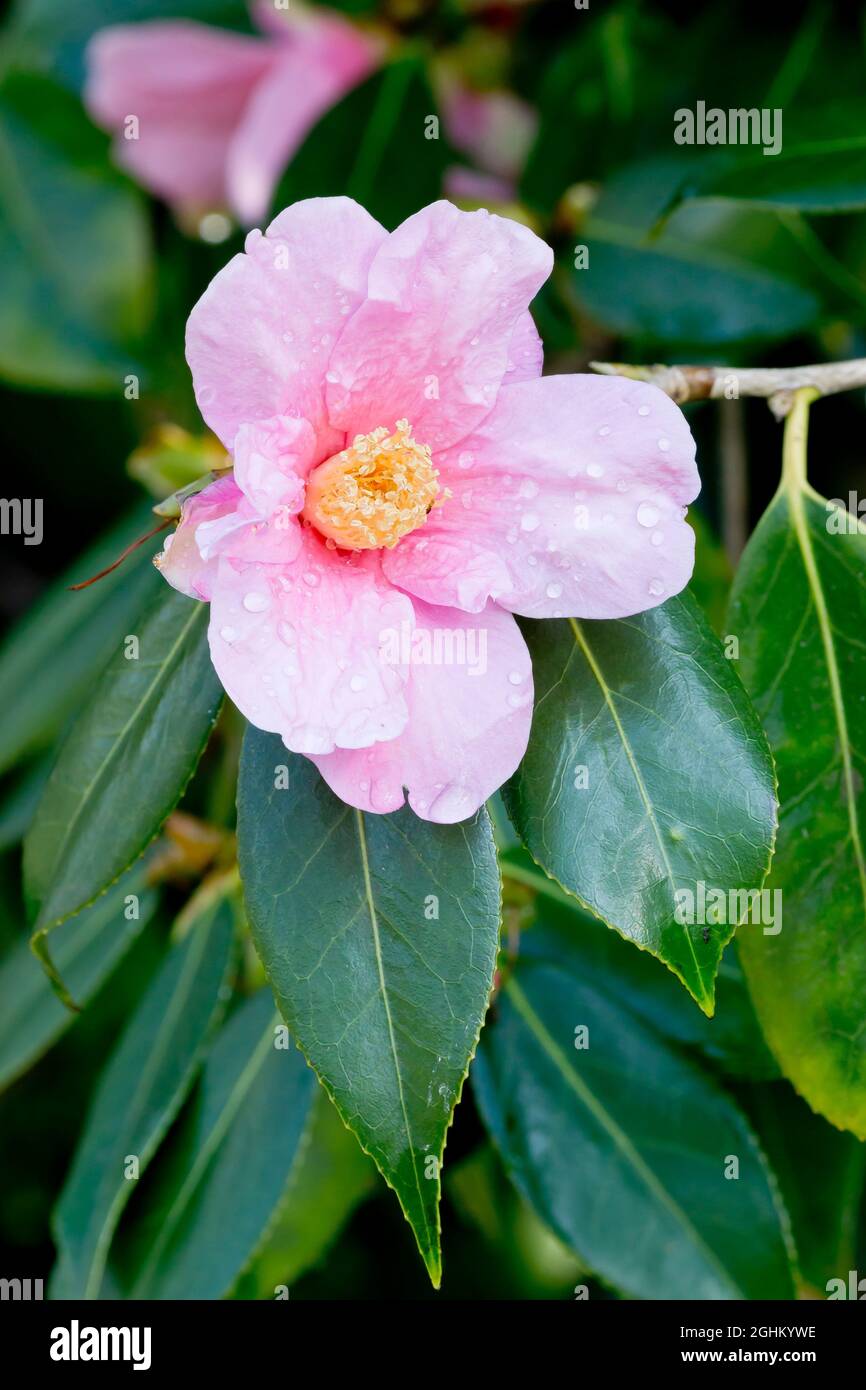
(303, 419), (446, 550)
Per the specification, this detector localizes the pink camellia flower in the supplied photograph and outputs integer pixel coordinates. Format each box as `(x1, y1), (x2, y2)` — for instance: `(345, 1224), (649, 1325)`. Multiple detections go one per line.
(156, 197), (699, 823)
(85, 2), (379, 225)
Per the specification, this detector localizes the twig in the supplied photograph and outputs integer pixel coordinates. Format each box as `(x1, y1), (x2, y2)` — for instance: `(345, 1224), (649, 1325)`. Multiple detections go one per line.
(589, 358), (866, 419)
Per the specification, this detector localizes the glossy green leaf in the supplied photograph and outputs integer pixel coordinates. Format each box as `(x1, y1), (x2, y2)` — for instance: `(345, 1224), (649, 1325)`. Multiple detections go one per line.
(579, 196), (822, 347)
(503, 590), (777, 1013)
(236, 736), (501, 1286)
(502, 883), (777, 1081)
(233, 1089), (377, 1299)
(728, 399), (866, 1137)
(0, 505), (163, 777)
(0, 69), (151, 392)
(271, 57), (451, 230)
(50, 891), (235, 1298)
(673, 136), (866, 214)
(112, 988), (320, 1299)
(473, 913), (797, 1300)
(24, 587), (222, 937)
(0, 864), (159, 1093)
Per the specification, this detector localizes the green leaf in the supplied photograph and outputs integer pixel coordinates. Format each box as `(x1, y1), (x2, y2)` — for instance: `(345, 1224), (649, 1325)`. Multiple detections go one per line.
(503, 590), (777, 1014)
(673, 135), (866, 215)
(473, 911), (797, 1299)
(0, 69), (151, 392)
(50, 890), (235, 1299)
(0, 505), (164, 777)
(576, 166), (824, 346)
(745, 1082), (866, 1295)
(233, 1089), (377, 1299)
(728, 397), (866, 1137)
(111, 988), (320, 1299)
(504, 886), (778, 1082)
(271, 57), (451, 230)
(24, 587), (222, 937)
(0, 864), (159, 1093)
(236, 737), (501, 1286)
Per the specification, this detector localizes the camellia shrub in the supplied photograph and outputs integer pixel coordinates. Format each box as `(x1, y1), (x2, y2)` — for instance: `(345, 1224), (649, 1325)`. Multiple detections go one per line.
(1, 0), (866, 1305)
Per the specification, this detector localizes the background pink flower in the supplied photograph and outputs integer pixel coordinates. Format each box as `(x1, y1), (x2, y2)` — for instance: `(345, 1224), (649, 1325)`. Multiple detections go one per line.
(85, 2), (379, 224)
(157, 197), (699, 822)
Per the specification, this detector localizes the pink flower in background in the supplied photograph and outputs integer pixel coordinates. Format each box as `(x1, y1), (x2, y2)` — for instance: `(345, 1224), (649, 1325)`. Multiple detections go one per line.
(85, 2), (379, 224)
(438, 76), (537, 204)
(156, 197), (699, 822)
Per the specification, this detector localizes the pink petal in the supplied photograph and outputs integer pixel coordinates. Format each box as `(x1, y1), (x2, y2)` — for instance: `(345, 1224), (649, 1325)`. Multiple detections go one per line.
(311, 598), (532, 822)
(207, 530), (413, 755)
(186, 196), (387, 451)
(155, 474), (245, 600)
(325, 200), (552, 453)
(382, 375), (700, 619)
(85, 22), (276, 211)
(232, 414), (315, 514)
(226, 15), (379, 224)
(155, 471), (305, 598)
(507, 311), (543, 383)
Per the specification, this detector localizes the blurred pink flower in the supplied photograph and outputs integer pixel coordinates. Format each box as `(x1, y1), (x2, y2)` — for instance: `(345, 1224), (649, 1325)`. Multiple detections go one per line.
(156, 197), (699, 822)
(85, 2), (378, 224)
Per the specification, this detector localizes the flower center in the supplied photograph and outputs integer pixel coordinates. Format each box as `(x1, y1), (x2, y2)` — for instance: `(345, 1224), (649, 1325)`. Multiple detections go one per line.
(302, 420), (445, 550)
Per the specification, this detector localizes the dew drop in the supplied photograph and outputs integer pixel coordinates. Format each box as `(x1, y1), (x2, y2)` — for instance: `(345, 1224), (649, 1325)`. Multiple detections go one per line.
(508, 670), (523, 685)
(597, 426), (611, 438)
(458, 451), (474, 469)
(546, 582), (563, 599)
(651, 531), (664, 546)
(521, 512), (540, 532)
(350, 674), (367, 693)
(587, 462), (604, 478)
(243, 591), (269, 613)
(648, 578), (665, 596)
(637, 502), (659, 528)
(220, 626), (238, 643)
(637, 404), (650, 417)
(303, 571), (320, 587)
(658, 436), (670, 452)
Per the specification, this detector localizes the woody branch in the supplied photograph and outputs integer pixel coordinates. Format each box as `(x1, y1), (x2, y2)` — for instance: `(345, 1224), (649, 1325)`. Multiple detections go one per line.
(589, 358), (866, 419)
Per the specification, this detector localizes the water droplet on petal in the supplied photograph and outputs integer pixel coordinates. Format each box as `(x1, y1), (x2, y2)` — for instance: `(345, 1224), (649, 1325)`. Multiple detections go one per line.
(648, 578), (665, 596)
(587, 462), (604, 478)
(638, 404), (650, 417)
(658, 437), (670, 452)
(243, 591), (269, 613)
(597, 426), (611, 437)
(350, 674), (367, 693)
(220, 626), (238, 643)
(651, 531), (664, 546)
(508, 670), (523, 685)
(546, 582), (563, 599)
(521, 512), (540, 532)
(637, 503), (659, 528)
(303, 571), (320, 587)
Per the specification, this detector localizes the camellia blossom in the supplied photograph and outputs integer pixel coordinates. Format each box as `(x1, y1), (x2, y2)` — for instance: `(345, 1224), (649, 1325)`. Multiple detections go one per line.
(85, 2), (379, 225)
(156, 197), (700, 823)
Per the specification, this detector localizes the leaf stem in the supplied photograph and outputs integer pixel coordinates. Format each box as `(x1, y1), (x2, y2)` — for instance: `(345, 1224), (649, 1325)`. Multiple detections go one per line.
(781, 385), (820, 490)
